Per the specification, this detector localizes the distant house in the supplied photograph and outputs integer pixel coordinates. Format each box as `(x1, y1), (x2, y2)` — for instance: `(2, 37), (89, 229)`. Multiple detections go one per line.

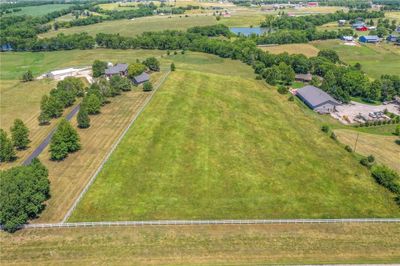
(296, 85), (340, 114)
(1, 43), (13, 52)
(367, 26), (376, 30)
(133, 72), (150, 85)
(359, 35), (380, 43)
(338, 19), (346, 26)
(356, 25), (368, 31)
(105, 63), (128, 77)
(352, 22), (365, 28)
(295, 73), (313, 83)
(46, 68), (78, 79)
(396, 26), (400, 33)
(341, 36), (354, 42)
(387, 34), (398, 42)
(307, 2), (318, 7)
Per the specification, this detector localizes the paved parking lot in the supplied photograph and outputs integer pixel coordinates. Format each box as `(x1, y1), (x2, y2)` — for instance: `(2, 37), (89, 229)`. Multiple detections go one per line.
(332, 101), (400, 124)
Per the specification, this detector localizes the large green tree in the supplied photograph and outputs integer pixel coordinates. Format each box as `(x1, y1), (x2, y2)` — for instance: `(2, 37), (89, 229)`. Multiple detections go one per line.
(0, 159), (50, 232)
(50, 119), (81, 161)
(10, 119), (30, 150)
(0, 129), (16, 163)
(83, 94), (101, 115)
(92, 60), (108, 78)
(77, 106), (90, 129)
(128, 63), (146, 78)
(143, 57), (160, 71)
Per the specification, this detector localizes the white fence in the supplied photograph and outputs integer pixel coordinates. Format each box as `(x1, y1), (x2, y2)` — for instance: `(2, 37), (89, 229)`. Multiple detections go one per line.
(24, 218), (400, 229)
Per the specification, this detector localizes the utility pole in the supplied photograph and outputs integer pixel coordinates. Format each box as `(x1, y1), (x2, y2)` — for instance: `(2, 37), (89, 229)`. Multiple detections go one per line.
(354, 132), (360, 153)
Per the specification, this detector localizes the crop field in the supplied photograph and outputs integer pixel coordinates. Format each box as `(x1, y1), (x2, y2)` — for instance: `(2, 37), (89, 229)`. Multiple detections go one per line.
(70, 53), (399, 222)
(313, 40), (400, 78)
(259, 43), (320, 57)
(335, 129), (400, 173)
(1, 223), (400, 265)
(3, 4), (72, 17)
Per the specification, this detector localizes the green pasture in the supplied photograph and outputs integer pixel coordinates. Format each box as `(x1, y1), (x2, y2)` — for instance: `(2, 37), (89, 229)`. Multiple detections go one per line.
(313, 40), (400, 78)
(70, 53), (399, 221)
(3, 4), (72, 17)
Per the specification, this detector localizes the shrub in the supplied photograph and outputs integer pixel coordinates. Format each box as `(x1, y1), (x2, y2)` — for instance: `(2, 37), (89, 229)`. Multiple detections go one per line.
(330, 132), (337, 140)
(345, 145), (352, 152)
(321, 125), (330, 133)
(394, 125), (400, 136)
(21, 70), (33, 82)
(143, 81), (153, 92)
(277, 85), (288, 94)
(170, 63), (176, 71)
(288, 95), (294, 101)
(371, 165), (400, 194)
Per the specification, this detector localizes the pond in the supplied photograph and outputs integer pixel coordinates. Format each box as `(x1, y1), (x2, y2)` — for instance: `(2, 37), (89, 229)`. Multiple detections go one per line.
(230, 27), (267, 36)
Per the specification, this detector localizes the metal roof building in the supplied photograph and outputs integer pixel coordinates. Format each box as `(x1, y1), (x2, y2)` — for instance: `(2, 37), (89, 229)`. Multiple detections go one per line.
(105, 63), (128, 76)
(359, 35), (380, 43)
(296, 85), (340, 114)
(133, 72), (150, 84)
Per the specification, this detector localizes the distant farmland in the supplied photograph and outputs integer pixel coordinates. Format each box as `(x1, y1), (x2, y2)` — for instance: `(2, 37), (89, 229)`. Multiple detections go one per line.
(70, 53), (400, 222)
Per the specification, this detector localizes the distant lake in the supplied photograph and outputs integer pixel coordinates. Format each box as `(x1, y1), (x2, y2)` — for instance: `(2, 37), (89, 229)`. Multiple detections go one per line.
(230, 27), (267, 36)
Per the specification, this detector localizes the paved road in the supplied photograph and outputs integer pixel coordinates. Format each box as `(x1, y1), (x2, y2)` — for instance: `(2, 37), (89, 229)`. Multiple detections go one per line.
(23, 218), (400, 229)
(23, 104), (81, 166)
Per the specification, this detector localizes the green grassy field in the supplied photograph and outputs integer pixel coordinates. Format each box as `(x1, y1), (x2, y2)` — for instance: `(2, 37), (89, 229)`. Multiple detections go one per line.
(259, 43), (320, 57)
(335, 129), (400, 173)
(3, 4), (72, 17)
(70, 54), (399, 221)
(1, 224), (400, 265)
(39, 9), (265, 38)
(313, 40), (400, 79)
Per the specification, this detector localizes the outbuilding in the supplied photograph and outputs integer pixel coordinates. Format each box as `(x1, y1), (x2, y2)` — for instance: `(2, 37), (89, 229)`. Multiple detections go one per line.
(105, 63), (128, 77)
(387, 34), (398, 42)
(295, 73), (313, 82)
(359, 35), (380, 43)
(341, 36), (354, 42)
(296, 85), (340, 114)
(133, 72), (150, 85)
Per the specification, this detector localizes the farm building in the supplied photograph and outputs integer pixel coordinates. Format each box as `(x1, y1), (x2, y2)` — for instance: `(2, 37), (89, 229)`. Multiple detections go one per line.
(295, 73), (313, 82)
(307, 2), (318, 7)
(296, 85), (340, 114)
(133, 72), (150, 85)
(356, 25), (368, 31)
(338, 19), (346, 26)
(1, 43), (13, 52)
(341, 36), (354, 42)
(396, 26), (400, 33)
(105, 63), (128, 77)
(352, 22), (365, 28)
(46, 68), (79, 79)
(359, 35), (380, 43)
(387, 34), (398, 42)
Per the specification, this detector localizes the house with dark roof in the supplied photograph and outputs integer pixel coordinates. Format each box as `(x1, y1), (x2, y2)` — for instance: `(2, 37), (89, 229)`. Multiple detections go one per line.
(359, 35), (380, 43)
(296, 85), (340, 114)
(387, 34), (398, 42)
(133, 72), (150, 85)
(105, 63), (128, 77)
(295, 73), (312, 83)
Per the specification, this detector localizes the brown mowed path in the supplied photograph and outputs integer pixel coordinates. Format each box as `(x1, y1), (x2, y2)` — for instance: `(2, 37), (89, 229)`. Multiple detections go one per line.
(34, 72), (166, 223)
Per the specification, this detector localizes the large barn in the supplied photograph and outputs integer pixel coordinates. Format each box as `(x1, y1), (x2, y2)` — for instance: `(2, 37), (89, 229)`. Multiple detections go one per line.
(296, 85), (340, 114)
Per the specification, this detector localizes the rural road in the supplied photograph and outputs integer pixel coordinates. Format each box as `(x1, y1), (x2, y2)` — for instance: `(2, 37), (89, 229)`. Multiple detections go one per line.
(22, 218), (400, 229)
(23, 104), (81, 166)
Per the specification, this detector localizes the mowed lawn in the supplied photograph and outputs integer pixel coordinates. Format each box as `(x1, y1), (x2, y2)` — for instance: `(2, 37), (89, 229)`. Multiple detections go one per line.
(259, 43), (320, 57)
(313, 40), (400, 78)
(1, 224), (400, 265)
(335, 129), (400, 173)
(71, 67), (400, 221)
